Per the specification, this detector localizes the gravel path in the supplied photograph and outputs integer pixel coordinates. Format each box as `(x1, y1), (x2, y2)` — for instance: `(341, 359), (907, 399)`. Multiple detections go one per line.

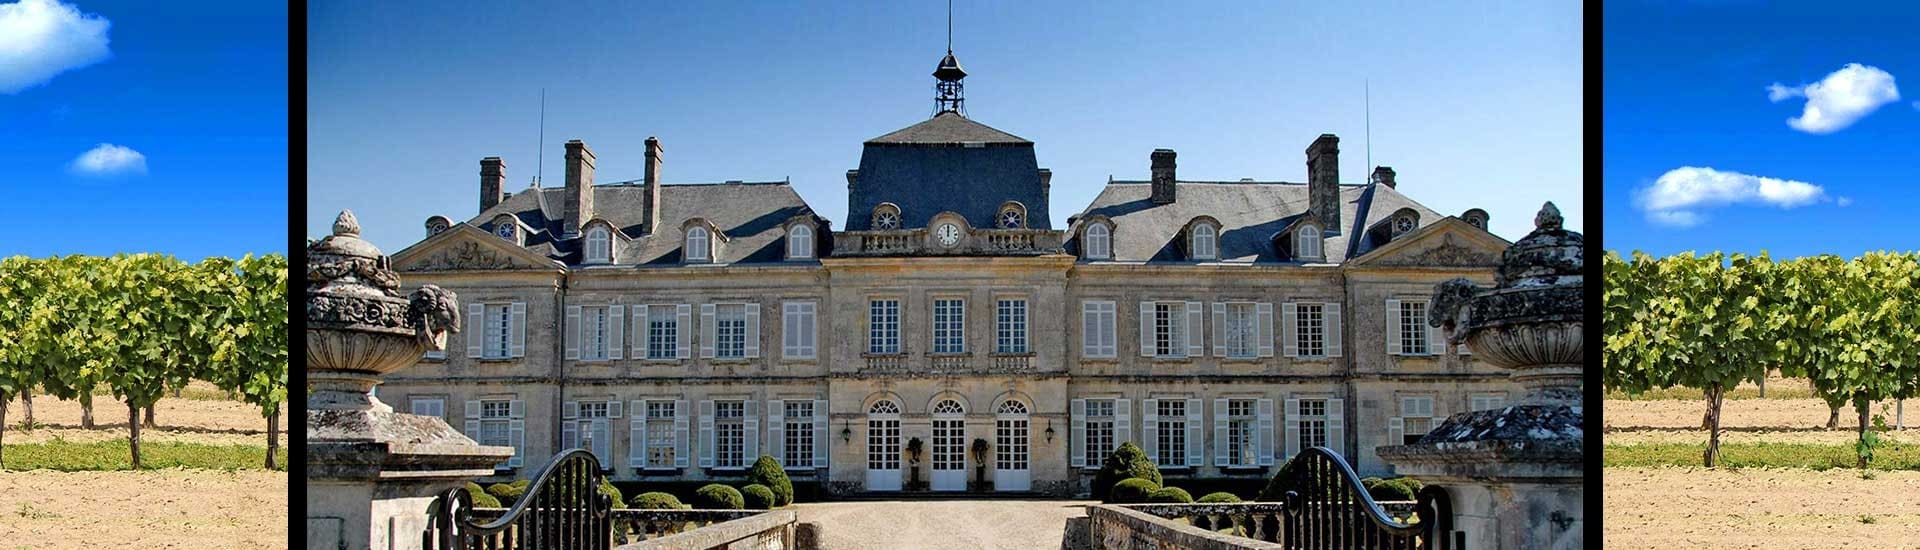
(792, 499), (1094, 550)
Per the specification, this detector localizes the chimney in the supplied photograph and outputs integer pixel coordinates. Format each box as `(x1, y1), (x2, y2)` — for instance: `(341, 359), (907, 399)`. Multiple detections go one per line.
(563, 139), (596, 237)
(1306, 134), (1341, 233)
(480, 157), (506, 213)
(1150, 149), (1177, 204)
(643, 137), (664, 234)
(1371, 166), (1396, 189)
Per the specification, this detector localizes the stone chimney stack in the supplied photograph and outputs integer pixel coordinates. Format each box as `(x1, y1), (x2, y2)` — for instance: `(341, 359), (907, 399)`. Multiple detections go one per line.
(1306, 134), (1341, 233)
(480, 157), (506, 213)
(563, 139), (596, 238)
(1150, 149), (1177, 204)
(643, 137), (664, 234)
(1371, 166), (1397, 189)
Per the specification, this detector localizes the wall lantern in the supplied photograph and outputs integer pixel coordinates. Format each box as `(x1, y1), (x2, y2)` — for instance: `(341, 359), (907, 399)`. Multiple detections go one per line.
(842, 420), (853, 443)
(1045, 420), (1056, 444)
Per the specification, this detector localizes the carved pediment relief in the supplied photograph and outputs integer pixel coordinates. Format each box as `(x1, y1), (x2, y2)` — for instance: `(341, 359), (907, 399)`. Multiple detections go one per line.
(406, 241), (532, 271)
(1375, 233), (1501, 267)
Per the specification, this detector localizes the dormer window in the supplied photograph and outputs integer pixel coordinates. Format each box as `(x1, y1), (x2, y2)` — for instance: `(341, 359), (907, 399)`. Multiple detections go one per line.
(1393, 216), (1416, 235)
(1462, 208), (1489, 231)
(872, 204), (901, 230)
(1297, 225), (1322, 260)
(492, 215), (519, 243)
(584, 226), (611, 264)
(425, 216), (451, 237)
(686, 226), (711, 262)
(787, 225), (814, 260)
(1084, 223), (1111, 260)
(997, 202), (1027, 229)
(1191, 224), (1218, 260)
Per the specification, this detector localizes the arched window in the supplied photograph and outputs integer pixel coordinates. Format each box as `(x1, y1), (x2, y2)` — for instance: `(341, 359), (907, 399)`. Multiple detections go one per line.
(585, 226), (611, 263)
(998, 203), (1026, 229)
(1084, 223), (1111, 259)
(869, 400), (900, 415)
(1394, 216), (1416, 235)
(1191, 224), (1217, 260)
(788, 225), (814, 259)
(872, 204), (901, 230)
(996, 400), (1029, 415)
(494, 221), (516, 241)
(686, 226), (711, 262)
(932, 399), (965, 415)
(1297, 225), (1321, 260)
(426, 217), (450, 237)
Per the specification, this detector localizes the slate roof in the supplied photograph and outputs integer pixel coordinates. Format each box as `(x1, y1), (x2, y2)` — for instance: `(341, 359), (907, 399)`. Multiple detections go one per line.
(1072, 180), (1445, 264)
(865, 111), (1030, 145)
(848, 113), (1049, 231)
(470, 181), (822, 266)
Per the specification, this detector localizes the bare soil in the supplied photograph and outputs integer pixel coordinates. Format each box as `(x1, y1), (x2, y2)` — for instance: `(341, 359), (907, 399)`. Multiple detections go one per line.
(1606, 396), (1915, 431)
(1606, 466), (1920, 549)
(0, 469), (286, 549)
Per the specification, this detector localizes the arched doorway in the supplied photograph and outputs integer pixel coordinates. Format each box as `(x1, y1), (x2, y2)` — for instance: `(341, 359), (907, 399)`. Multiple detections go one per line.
(930, 399), (967, 491)
(866, 399), (902, 491)
(995, 400), (1031, 491)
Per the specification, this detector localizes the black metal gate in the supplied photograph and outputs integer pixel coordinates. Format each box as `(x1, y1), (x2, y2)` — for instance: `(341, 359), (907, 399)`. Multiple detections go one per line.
(423, 449), (613, 550)
(1270, 446), (1461, 549)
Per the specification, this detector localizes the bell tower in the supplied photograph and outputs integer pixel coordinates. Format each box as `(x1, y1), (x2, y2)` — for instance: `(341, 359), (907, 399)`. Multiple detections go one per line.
(932, 1), (967, 116)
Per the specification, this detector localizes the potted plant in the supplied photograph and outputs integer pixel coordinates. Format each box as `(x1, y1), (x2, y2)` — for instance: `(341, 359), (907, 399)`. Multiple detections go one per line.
(971, 438), (992, 492)
(905, 437), (925, 491)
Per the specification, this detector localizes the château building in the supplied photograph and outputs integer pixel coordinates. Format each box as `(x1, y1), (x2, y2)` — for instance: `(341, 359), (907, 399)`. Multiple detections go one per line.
(378, 49), (1520, 496)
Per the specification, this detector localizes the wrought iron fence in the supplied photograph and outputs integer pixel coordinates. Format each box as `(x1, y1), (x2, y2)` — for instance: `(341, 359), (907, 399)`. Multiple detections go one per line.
(423, 449), (614, 550)
(1268, 446), (1460, 549)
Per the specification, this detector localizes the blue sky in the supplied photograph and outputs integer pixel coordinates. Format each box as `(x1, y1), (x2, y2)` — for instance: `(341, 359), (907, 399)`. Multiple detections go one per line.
(309, 1), (1581, 253)
(0, 0), (287, 260)
(1604, 1), (1919, 259)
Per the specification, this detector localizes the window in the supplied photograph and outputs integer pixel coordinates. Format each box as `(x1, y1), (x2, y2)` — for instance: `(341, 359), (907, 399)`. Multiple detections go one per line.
(1227, 399), (1256, 467)
(1394, 216), (1415, 235)
(585, 227), (611, 263)
(932, 299), (965, 354)
(1297, 304), (1325, 357)
(647, 305), (679, 359)
(410, 397), (445, 419)
(1298, 399), (1328, 449)
(1224, 303), (1258, 358)
(1152, 302), (1186, 358)
(995, 401), (1029, 472)
(1471, 393), (1507, 411)
(868, 400), (901, 472)
(1083, 399), (1115, 467)
(686, 227), (710, 262)
(573, 401), (612, 464)
(784, 401), (815, 468)
(1191, 224), (1217, 260)
(1400, 300), (1429, 355)
(645, 401), (677, 469)
(999, 208), (1024, 229)
(782, 302), (816, 359)
(483, 304), (512, 359)
(715, 304), (747, 358)
(872, 205), (901, 230)
(868, 299), (900, 354)
(996, 299), (1028, 353)
(1084, 223), (1111, 259)
(1156, 400), (1187, 467)
(580, 306), (610, 361)
(787, 225), (814, 259)
(1400, 396), (1435, 445)
(477, 400), (512, 448)
(1081, 301), (1116, 357)
(715, 401), (746, 468)
(495, 222), (516, 241)
(1297, 225), (1321, 259)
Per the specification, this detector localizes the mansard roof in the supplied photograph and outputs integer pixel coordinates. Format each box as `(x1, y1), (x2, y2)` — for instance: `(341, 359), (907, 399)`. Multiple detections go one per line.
(864, 111), (1030, 145)
(848, 113), (1049, 231)
(470, 180), (822, 266)
(1074, 180), (1445, 264)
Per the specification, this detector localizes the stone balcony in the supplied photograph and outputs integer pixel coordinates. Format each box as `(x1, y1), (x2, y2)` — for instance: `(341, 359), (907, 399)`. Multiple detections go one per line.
(832, 228), (1066, 257)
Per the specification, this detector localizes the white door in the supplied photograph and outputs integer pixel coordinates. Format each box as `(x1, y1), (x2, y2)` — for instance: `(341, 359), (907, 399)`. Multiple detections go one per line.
(996, 401), (1031, 491)
(931, 399), (967, 491)
(866, 400), (902, 491)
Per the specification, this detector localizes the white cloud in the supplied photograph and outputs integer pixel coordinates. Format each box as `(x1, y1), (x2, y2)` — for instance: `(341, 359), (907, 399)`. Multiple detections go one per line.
(1837, 196), (1853, 207)
(1766, 63), (1900, 134)
(0, 0), (111, 94)
(69, 143), (144, 176)
(1638, 166), (1829, 226)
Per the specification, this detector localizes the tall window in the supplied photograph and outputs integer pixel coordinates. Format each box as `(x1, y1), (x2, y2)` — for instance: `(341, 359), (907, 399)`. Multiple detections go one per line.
(996, 299), (1028, 353)
(1156, 400), (1187, 467)
(1400, 396), (1435, 445)
(585, 227), (611, 263)
(581, 306), (610, 361)
(1226, 400), (1256, 466)
(715, 401), (745, 468)
(784, 401), (815, 468)
(686, 227), (711, 262)
(715, 304), (747, 358)
(868, 299), (900, 354)
(1299, 399), (1328, 449)
(483, 304), (512, 359)
(1082, 301), (1116, 357)
(576, 401), (611, 463)
(1297, 225), (1321, 259)
(787, 225), (814, 259)
(1400, 300), (1429, 355)
(645, 401), (676, 469)
(932, 299), (965, 353)
(1224, 303), (1258, 358)
(868, 400), (901, 471)
(1153, 302), (1185, 358)
(647, 305), (678, 359)
(1191, 224), (1217, 260)
(782, 302), (816, 359)
(477, 400), (512, 448)
(1083, 399), (1115, 467)
(1297, 304), (1325, 357)
(1084, 224), (1111, 259)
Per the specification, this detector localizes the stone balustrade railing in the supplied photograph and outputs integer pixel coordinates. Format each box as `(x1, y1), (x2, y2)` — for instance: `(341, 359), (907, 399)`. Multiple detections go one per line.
(991, 354), (1031, 371)
(831, 229), (1065, 256)
(930, 355), (968, 370)
(865, 354), (904, 371)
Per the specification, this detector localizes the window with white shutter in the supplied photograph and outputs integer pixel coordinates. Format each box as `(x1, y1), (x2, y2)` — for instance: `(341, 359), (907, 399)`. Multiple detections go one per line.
(1153, 399), (1187, 467)
(409, 397), (445, 419)
(1399, 396), (1436, 445)
(1082, 301), (1117, 358)
(783, 301), (817, 359)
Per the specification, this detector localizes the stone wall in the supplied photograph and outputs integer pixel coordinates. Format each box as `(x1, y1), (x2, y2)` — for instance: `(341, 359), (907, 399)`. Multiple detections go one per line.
(1085, 505), (1281, 550)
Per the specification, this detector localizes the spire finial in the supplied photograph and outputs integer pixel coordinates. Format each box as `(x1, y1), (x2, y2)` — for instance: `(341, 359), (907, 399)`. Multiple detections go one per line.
(947, 0), (952, 53)
(932, 0), (967, 117)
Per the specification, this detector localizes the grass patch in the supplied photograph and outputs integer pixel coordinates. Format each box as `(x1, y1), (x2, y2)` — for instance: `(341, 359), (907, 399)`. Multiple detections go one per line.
(1605, 441), (1920, 470)
(0, 440), (286, 471)
(1606, 386), (1815, 401)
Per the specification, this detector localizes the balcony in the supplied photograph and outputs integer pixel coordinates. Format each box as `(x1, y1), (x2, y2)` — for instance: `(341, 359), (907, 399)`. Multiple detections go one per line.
(864, 354), (905, 371)
(831, 228), (1066, 257)
(929, 354), (970, 370)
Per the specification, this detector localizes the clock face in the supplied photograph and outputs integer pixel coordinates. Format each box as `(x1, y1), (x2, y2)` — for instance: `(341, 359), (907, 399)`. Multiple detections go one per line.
(937, 223), (961, 247)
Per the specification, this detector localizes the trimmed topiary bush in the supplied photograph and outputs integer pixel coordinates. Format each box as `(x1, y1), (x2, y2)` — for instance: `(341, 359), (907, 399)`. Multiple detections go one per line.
(1147, 486), (1194, 503)
(692, 483), (745, 510)
(746, 455), (794, 506)
(465, 482), (502, 508)
(631, 491), (686, 510)
(740, 484), (776, 509)
(1109, 477), (1160, 504)
(1092, 442), (1162, 501)
(1361, 477), (1424, 501)
(487, 482), (525, 507)
(1197, 491), (1242, 504)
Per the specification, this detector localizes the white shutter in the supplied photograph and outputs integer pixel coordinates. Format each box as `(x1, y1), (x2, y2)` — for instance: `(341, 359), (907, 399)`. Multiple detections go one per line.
(676, 305), (692, 359)
(698, 400), (716, 468)
(812, 399), (830, 468)
(743, 401), (759, 463)
(563, 401), (580, 421)
(1139, 302), (1155, 357)
(767, 400), (785, 465)
(1257, 398), (1275, 466)
(630, 400), (646, 468)
(1185, 302), (1204, 358)
(565, 305), (582, 360)
(1211, 303), (1227, 357)
(1070, 398), (1087, 468)
(509, 302), (527, 357)
(464, 400), (480, 441)
(591, 419), (611, 464)
(1185, 398), (1203, 467)
(700, 304), (717, 358)
(467, 303), (485, 358)
(562, 405), (578, 452)
(509, 399), (524, 419)
(608, 400), (623, 419)
(1281, 303), (1298, 358)
(1141, 398), (1158, 463)
(1327, 398), (1345, 456)
(634, 307), (647, 359)
(745, 303), (762, 358)
(783, 303), (799, 357)
(1385, 299), (1403, 356)
(1256, 303), (1274, 358)
(1388, 417), (1404, 449)
(465, 400), (481, 420)
(1212, 398), (1229, 466)
(609, 305), (624, 360)
(1326, 303), (1343, 358)
(1427, 301), (1444, 355)
(673, 400), (691, 468)
(1114, 398), (1132, 446)
(1081, 302), (1096, 357)
(507, 419), (525, 467)
(1284, 398), (1300, 461)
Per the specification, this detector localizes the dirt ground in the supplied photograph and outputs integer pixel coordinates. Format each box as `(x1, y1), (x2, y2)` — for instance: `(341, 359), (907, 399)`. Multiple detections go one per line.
(1606, 466), (1920, 549)
(1, 390), (284, 447)
(1606, 396), (1917, 431)
(791, 500), (1094, 550)
(0, 469), (286, 549)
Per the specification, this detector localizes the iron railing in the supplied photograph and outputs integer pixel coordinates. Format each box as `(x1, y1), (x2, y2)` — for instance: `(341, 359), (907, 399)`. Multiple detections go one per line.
(423, 449), (614, 550)
(1270, 446), (1459, 549)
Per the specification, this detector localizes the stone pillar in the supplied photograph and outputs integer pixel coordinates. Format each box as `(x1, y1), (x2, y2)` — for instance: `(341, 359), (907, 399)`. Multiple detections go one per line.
(1378, 202), (1583, 550)
(306, 211), (515, 550)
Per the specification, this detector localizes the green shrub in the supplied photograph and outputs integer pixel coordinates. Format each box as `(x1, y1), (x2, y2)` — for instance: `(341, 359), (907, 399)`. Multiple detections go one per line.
(740, 484), (777, 509)
(1147, 486), (1193, 503)
(746, 455), (794, 506)
(631, 491), (686, 510)
(602, 478), (629, 509)
(1109, 477), (1160, 504)
(692, 484), (745, 510)
(465, 482), (502, 508)
(1092, 442), (1162, 501)
(1197, 492), (1242, 504)
(487, 482), (525, 507)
